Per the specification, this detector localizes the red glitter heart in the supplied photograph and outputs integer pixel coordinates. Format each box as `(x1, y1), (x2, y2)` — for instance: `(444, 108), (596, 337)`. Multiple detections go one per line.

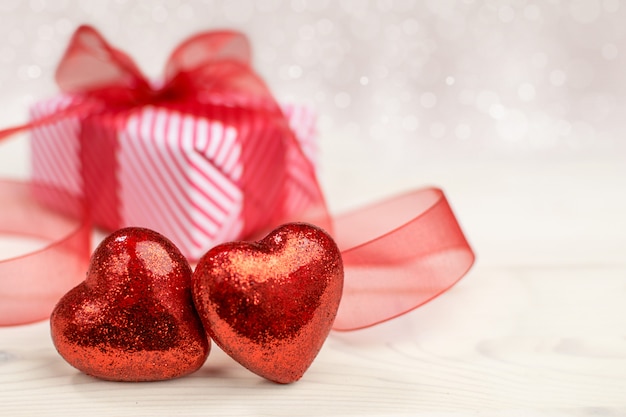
(192, 223), (344, 384)
(50, 227), (210, 381)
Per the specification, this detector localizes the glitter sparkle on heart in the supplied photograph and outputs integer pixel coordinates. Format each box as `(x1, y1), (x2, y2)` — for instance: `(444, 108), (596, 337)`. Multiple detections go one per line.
(50, 227), (210, 382)
(192, 222), (344, 384)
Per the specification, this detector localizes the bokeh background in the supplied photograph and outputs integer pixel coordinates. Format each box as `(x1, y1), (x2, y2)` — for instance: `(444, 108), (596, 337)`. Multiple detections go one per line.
(0, 0), (624, 267)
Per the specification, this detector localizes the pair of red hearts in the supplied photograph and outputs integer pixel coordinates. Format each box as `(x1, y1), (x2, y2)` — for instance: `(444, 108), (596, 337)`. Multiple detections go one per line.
(50, 223), (344, 384)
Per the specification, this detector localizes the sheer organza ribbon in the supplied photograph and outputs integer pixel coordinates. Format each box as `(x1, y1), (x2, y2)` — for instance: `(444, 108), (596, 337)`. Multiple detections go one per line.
(0, 180), (91, 326)
(0, 26), (474, 330)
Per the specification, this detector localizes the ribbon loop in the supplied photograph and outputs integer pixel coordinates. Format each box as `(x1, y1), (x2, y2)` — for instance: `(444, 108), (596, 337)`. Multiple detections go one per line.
(333, 189), (474, 330)
(56, 25), (152, 104)
(164, 30), (251, 81)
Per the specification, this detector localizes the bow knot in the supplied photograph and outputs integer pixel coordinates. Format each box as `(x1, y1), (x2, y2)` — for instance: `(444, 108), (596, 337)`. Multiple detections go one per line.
(55, 25), (263, 109)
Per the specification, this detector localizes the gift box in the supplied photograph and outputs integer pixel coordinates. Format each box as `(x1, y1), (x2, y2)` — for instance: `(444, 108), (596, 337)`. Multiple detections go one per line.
(28, 26), (322, 260)
(30, 97), (317, 260)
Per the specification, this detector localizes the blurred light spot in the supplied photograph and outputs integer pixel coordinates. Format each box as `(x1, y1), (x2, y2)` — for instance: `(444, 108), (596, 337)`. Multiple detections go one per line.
(420, 92), (437, 108)
(28, 65), (42, 78)
(402, 18), (420, 35)
(402, 115), (419, 131)
(318, 114), (333, 130)
(177, 4), (194, 19)
(372, 64), (388, 79)
(305, 0), (331, 12)
(430, 122), (446, 139)
(9, 30), (25, 45)
(489, 104), (507, 119)
(292, 40), (315, 64)
(291, 0), (306, 12)
(29, 0), (46, 12)
(314, 90), (326, 102)
(445, 76), (455, 85)
(518, 83), (536, 102)
(341, 0), (369, 15)
(0, 46), (15, 64)
(400, 91), (411, 102)
(570, 121), (596, 148)
(299, 25), (315, 40)
(223, 1), (254, 22)
(498, 5), (515, 22)
(19, 94), (36, 107)
(556, 119), (572, 136)
(476, 90), (500, 113)
(549, 70), (566, 86)
(258, 45), (276, 63)
(18, 65), (42, 80)
(0, 0), (20, 12)
(426, 0), (457, 18)
(602, 43), (618, 60)
(288, 65), (302, 78)
(369, 123), (386, 141)
(531, 52), (547, 68)
(37, 24), (55, 40)
(269, 29), (286, 45)
(316, 18), (334, 35)
(455, 124), (471, 140)
(152, 6), (168, 22)
(497, 109), (528, 141)
(256, 0), (281, 12)
(334, 92), (351, 108)
(359, 76), (369, 85)
(55, 18), (73, 34)
(523, 4), (542, 21)
(385, 24), (402, 41)
(381, 0), (416, 13)
(570, 0), (601, 23)
(350, 11), (380, 40)
(603, 0), (620, 12)
(567, 60), (594, 89)
(458, 89), (475, 105)
(33, 41), (54, 60)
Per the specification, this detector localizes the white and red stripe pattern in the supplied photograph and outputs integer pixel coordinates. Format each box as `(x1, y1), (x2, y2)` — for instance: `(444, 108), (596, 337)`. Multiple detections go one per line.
(30, 96), (82, 194)
(30, 96), (87, 218)
(29, 95), (319, 260)
(118, 106), (245, 260)
(281, 103), (318, 166)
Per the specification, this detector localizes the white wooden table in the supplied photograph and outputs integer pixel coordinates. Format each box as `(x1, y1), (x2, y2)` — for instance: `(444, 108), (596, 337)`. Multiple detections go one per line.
(2, 266), (624, 416)
(1, 158), (625, 416)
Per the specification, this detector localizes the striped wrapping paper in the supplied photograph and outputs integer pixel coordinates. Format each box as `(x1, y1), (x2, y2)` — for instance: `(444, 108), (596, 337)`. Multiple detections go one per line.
(30, 95), (319, 260)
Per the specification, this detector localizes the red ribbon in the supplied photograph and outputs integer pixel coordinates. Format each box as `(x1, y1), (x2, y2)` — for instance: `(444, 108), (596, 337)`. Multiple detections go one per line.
(0, 26), (474, 330)
(0, 180), (91, 326)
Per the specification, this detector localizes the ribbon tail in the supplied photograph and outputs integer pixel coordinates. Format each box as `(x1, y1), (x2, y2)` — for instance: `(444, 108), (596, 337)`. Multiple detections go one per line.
(0, 124), (31, 142)
(0, 98), (100, 143)
(0, 108), (72, 142)
(332, 188), (475, 331)
(0, 180), (91, 326)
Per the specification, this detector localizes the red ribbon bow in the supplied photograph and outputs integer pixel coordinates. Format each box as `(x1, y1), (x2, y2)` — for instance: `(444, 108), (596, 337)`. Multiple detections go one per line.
(0, 26), (475, 330)
(26, 26), (332, 243)
(56, 26), (274, 107)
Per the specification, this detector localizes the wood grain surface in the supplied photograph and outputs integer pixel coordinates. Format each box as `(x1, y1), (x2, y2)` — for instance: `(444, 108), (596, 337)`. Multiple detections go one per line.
(2, 264), (625, 416)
